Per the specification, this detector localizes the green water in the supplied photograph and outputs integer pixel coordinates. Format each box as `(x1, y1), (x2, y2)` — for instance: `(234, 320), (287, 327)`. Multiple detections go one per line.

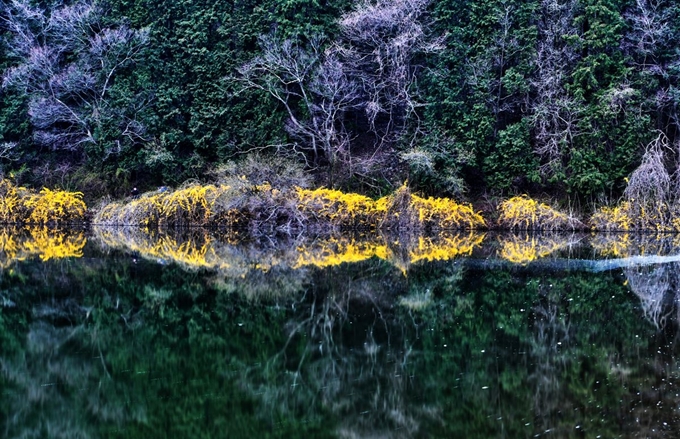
(1, 228), (679, 438)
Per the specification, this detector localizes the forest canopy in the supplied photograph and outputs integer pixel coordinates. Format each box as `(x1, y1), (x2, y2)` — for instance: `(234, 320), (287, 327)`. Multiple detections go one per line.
(2, 0), (680, 207)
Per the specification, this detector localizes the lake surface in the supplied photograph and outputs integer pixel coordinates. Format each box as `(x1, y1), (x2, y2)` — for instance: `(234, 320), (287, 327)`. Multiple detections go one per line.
(2, 227), (680, 438)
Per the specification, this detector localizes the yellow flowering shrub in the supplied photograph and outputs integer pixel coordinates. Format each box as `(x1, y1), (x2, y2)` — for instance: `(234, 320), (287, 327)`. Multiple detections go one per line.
(159, 183), (223, 227)
(497, 195), (581, 231)
(590, 200), (680, 232)
(295, 187), (386, 228)
(0, 179), (87, 225)
(590, 202), (631, 232)
(25, 188), (87, 224)
(408, 193), (486, 230)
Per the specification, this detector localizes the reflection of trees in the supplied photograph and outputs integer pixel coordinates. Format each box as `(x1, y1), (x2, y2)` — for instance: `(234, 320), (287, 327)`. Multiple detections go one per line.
(528, 285), (572, 433)
(625, 263), (679, 330)
(1, 321), (147, 439)
(593, 233), (680, 258)
(240, 263), (442, 437)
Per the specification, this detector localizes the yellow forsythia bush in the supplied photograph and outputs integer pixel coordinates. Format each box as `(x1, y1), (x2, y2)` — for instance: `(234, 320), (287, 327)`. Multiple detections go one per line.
(96, 181), (487, 231)
(590, 200), (680, 232)
(497, 195), (582, 231)
(295, 187), (387, 228)
(0, 179), (87, 225)
(25, 188), (87, 224)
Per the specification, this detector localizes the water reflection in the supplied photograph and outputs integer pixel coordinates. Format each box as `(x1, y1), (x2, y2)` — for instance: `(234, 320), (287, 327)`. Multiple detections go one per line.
(0, 226), (86, 267)
(92, 226), (486, 274)
(496, 232), (582, 264)
(4, 229), (680, 437)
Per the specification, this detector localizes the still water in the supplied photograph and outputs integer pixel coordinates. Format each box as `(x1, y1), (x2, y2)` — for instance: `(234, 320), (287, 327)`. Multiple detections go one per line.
(1, 227), (679, 438)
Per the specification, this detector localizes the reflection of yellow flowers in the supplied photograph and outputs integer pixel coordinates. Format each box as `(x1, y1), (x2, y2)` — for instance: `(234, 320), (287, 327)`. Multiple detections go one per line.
(592, 233), (680, 258)
(292, 237), (390, 269)
(498, 234), (570, 264)
(409, 232), (485, 265)
(94, 227), (487, 274)
(0, 227), (86, 267)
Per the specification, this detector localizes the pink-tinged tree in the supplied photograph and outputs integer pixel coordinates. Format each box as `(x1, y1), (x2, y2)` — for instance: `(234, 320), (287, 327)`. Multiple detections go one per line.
(1, 0), (148, 156)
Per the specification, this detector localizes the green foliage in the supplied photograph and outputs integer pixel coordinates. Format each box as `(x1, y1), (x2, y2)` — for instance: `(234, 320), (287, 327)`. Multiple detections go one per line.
(0, 0), (679, 205)
(483, 120), (540, 190)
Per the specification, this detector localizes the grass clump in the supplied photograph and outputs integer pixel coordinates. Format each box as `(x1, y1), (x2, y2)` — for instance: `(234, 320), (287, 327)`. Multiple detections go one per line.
(496, 195), (582, 231)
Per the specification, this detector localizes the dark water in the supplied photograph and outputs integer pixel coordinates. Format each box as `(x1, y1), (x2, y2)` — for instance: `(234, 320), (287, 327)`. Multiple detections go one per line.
(1, 227), (680, 438)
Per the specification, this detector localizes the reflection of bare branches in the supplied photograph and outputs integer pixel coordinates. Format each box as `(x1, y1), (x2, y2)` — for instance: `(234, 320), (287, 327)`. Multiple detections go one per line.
(625, 263), (678, 330)
(528, 287), (572, 432)
(1, 322), (147, 438)
(240, 266), (440, 437)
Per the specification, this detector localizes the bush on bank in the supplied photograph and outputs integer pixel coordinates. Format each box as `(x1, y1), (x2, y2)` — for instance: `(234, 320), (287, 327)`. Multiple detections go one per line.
(0, 179), (87, 225)
(94, 181), (487, 231)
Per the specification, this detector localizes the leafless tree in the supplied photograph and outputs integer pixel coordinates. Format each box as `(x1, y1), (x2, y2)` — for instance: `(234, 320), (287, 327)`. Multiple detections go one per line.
(624, 132), (671, 206)
(237, 35), (359, 184)
(1, 0), (149, 154)
(236, 0), (439, 185)
(624, 0), (672, 72)
(531, 0), (584, 177)
(624, 0), (680, 138)
(339, 0), (440, 141)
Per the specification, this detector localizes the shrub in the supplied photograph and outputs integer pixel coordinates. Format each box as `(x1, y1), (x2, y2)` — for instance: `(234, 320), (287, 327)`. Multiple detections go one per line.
(25, 188), (87, 224)
(95, 180), (487, 232)
(0, 179), (87, 225)
(296, 187), (386, 229)
(381, 184), (486, 231)
(497, 195), (582, 231)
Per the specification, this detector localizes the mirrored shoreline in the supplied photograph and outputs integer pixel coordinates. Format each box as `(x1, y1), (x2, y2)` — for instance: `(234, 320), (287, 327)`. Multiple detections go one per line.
(2, 227), (680, 438)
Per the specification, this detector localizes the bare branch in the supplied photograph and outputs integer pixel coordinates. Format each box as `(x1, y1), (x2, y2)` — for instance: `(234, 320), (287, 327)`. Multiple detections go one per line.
(1, 0), (148, 154)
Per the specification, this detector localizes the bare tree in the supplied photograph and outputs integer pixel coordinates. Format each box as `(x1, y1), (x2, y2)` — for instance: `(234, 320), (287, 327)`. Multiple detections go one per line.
(236, 0), (439, 185)
(624, 0), (672, 72)
(237, 35), (359, 184)
(531, 0), (584, 177)
(1, 0), (149, 155)
(624, 0), (680, 138)
(339, 0), (440, 142)
(624, 132), (671, 207)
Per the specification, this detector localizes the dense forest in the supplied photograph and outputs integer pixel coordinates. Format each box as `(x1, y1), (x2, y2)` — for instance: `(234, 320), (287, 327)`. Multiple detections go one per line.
(1, 0), (680, 209)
